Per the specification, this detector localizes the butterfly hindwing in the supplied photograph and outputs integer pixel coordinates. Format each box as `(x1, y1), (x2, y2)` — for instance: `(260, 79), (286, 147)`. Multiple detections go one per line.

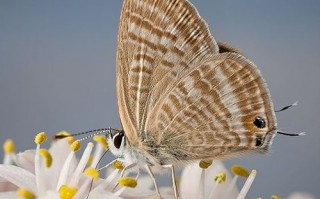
(145, 53), (276, 161)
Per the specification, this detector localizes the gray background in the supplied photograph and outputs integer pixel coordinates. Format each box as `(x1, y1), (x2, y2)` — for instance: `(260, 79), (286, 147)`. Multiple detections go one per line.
(0, 0), (319, 198)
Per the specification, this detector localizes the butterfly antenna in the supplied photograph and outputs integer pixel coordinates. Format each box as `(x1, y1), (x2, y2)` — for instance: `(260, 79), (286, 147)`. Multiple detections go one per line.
(277, 130), (306, 136)
(274, 101), (305, 136)
(275, 101), (298, 112)
(53, 128), (119, 140)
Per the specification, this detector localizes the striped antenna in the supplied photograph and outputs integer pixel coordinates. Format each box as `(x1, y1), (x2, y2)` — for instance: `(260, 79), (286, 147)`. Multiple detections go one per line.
(53, 128), (120, 141)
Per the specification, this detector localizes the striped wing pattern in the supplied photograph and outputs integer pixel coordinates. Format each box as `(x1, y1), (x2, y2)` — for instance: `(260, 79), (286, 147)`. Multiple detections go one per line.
(147, 53), (276, 162)
(117, 0), (218, 143)
(116, 0), (277, 162)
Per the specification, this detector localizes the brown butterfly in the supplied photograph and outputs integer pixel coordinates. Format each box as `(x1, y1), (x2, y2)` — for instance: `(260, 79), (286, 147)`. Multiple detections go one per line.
(54, 0), (301, 198)
(107, 0), (277, 198)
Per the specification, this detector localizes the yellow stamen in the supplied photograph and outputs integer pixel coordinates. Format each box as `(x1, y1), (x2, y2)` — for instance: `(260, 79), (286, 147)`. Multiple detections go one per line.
(113, 160), (124, 170)
(34, 132), (47, 144)
(214, 172), (226, 184)
(3, 139), (15, 154)
(231, 165), (250, 178)
(39, 149), (53, 168)
(59, 185), (78, 199)
(16, 188), (35, 199)
(70, 140), (81, 152)
(257, 197), (262, 199)
(56, 130), (74, 143)
(84, 167), (100, 179)
(271, 195), (282, 199)
(199, 160), (213, 169)
(93, 135), (109, 150)
(118, 177), (137, 188)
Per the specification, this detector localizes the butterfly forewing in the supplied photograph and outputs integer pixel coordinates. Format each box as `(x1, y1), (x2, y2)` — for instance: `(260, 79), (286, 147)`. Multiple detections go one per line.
(116, 0), (218, 143)
(116, 0), (277, 163)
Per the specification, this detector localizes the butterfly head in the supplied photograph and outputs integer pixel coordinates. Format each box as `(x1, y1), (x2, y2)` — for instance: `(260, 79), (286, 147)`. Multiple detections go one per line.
(106, 129), (127, 157)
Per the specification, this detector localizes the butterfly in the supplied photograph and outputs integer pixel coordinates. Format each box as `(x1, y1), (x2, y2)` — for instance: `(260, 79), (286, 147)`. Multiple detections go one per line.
(50, 0), (304, 198)
(103, 0), (278, 198)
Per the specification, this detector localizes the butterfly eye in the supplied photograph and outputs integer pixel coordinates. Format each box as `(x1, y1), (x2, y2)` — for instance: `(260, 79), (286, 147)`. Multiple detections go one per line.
(255, 137), (263, 147)
(113, 132), (124, 149)
(253, 116), (266, 128)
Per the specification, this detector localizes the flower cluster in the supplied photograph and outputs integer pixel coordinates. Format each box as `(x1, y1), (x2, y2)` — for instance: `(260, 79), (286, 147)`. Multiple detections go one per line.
(0, 132), (315, 199)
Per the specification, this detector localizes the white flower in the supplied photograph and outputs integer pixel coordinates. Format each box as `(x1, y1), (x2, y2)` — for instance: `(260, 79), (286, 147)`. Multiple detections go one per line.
(179, 161), (256, 199)
(0, 133), (316, 199)
(0, 132), (152, 199)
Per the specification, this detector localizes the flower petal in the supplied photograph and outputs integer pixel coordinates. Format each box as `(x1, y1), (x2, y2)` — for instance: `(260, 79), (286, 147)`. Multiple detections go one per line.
(180, 161), (239, 199)
(0, 178), (17, 192)
(46, 140), (77, 189)
(0, 191), (19, 199)
(287, 192), (316, 199)
(38, 190), (60, 199)
(0, 165), (36, 193)
(121, 176), (154, 198)
(87, 188), (122, 199)
(15, 150), (36, 173)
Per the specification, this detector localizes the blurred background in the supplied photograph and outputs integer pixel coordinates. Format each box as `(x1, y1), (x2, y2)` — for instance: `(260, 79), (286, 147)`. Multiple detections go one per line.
(0, 0), (319, 198)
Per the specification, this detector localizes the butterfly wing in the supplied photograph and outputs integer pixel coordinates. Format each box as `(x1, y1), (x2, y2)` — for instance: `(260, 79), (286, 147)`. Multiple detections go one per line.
(116, 0), (219, 143)
(145, 53), (277, 163)
(116, 0), (277, 163)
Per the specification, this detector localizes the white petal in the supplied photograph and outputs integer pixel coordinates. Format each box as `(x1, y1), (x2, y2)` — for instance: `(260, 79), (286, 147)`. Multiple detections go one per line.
(38, 190), (60, 199)
(0, 179), (17, 192)
(45, 140), (77, 189)
(159, 187), (175, 199)
(0, 165), (36, 193)
(94, 169), (120, 191)
(49, 140), (77, 169)
(139, 187), (175, 199)
(237, 169), (256, 199)
(90, 144), (104, 168)
(35, 144), (47, 195)
(69, 143), (93, 187)
(0, 191), (19, 199)
(121, 176), (155, 198)
(56, 151), (77, 190)
(287, 192), (316, 199)
(74, 175), (95, 199)
(205, 162), (239, 199)
(180, 161), (239, 199)
(14, 150), (36, 173)
(87, 188), (122, 199)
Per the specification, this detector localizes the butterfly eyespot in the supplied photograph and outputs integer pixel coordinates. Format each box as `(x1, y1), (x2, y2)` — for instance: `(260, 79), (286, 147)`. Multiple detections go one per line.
(255, 137), (263, 147)
(253, 116), (266, 128)
(113, 132), (124, 149)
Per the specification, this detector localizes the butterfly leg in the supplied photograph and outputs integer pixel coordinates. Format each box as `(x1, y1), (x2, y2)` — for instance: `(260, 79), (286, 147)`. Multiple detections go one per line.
(145, 165), (163, 199)
(163, 164), (179, 199)
(97, 159), (118, 171)
(112, 162), (137, 192)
